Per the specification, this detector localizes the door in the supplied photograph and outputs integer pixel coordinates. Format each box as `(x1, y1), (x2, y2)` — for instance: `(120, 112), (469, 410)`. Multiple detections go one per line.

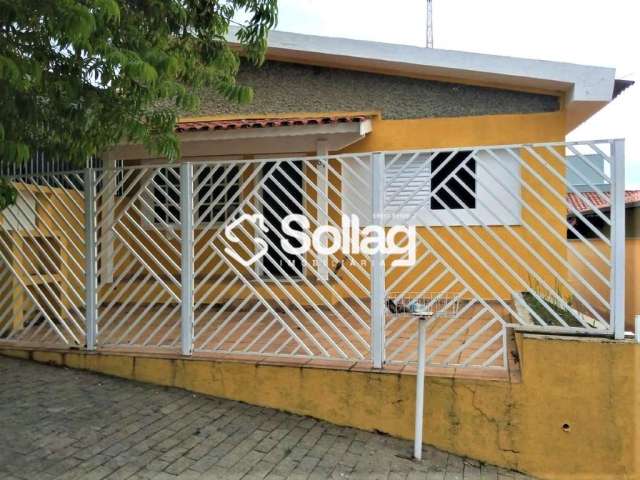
(261, 161), (304, 278)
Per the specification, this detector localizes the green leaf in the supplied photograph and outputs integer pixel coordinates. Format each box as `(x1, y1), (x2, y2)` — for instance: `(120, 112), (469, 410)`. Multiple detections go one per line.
(0, 178), (17, 210)
(0, 56), (21, 85)
(95, 0), (121, 23)
(0, 0), (277, 203)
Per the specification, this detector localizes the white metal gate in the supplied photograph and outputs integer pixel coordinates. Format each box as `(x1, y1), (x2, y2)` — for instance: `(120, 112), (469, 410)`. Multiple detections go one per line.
(94, 165), (183, 349)
(189, 157), (372, 360)
(0, 169), (87, 347)
(0, 140), (626, 373)
(379, 140), (624, 369)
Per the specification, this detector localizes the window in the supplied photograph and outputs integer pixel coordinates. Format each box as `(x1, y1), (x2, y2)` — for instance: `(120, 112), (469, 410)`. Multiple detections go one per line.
(151, 166), (241, 228)
(343, 149), (518, 227)
(385, 157), (430, 210)
(430, 151), (476, 210)
(196, 166), (241, 224)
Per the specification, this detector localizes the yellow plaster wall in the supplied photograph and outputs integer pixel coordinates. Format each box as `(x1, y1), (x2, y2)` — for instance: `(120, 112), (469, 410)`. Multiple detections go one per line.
(105, 111), (570, 305)
(568, 237), (640, 331)
(344, 111), (566, 152)
(4, 334), (638, 480)
(347, 112), (568, 301)
(0, 111), (573, 336)
(0, 184), (85, 334)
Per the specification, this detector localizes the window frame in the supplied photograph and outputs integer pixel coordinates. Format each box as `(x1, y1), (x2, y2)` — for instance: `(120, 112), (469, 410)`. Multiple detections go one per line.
(145, 162), (243, 231)
(194, 164), (242, 229)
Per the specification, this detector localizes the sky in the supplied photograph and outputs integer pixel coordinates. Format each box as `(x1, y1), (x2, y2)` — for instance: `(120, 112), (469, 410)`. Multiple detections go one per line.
(271, 0), (639, 187)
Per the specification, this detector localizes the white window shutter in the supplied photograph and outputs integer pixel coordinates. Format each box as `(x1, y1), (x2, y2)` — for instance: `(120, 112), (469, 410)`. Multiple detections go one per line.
(385, 159), (430, 211)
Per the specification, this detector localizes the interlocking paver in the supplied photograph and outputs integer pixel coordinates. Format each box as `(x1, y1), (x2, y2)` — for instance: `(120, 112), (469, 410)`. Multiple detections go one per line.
(0, 356), (535, 480)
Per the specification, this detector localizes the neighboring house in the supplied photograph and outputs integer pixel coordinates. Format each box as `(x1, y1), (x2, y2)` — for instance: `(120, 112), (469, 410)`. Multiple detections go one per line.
(0, 29), (633, 370)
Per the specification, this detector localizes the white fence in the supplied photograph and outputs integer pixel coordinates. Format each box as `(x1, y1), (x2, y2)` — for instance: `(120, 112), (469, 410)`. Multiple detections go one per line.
(0, 140), (626, 372)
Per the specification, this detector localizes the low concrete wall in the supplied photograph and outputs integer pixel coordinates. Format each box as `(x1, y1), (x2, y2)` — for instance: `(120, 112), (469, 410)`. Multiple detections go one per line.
(2, 334), (638, 479)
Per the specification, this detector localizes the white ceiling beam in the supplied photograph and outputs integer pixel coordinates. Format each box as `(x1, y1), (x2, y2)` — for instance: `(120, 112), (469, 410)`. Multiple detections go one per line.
(108, 121), (373, 160)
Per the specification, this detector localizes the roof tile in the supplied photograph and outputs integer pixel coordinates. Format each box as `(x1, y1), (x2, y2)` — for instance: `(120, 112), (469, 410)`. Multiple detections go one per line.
(175, 115), (368, 133)
(567, 190), (640, 213)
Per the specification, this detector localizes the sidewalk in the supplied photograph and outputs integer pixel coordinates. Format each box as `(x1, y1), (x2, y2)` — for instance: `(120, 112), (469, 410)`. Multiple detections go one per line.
(0, 356), (532, 480)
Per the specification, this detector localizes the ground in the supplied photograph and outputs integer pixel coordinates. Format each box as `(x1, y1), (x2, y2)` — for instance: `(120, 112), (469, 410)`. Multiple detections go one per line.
(0, 356), (532, 480)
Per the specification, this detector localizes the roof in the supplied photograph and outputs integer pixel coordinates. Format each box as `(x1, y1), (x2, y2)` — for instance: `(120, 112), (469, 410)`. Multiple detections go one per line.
(175, 115), (368, 133)
(567, 190), (640, 214)
(614, 79), (635, 99)
(227, 28), (630, 131)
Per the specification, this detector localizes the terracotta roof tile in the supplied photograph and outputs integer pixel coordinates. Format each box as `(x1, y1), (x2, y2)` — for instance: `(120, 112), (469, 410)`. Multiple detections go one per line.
(567, 190), (640, 213)
(175, 115), (369, 133)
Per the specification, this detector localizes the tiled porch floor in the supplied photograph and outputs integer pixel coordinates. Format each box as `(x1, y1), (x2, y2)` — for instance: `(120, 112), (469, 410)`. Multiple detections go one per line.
(107, 300), (508, 380)
(2, 300), (511, 381)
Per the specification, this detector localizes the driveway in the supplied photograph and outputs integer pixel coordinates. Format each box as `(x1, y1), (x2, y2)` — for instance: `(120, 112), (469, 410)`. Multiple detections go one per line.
(0, 356), (531, 480)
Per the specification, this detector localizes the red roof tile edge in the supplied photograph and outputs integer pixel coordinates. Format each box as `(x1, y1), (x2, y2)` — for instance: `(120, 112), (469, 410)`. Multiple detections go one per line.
(175, 115), (369, 133)
(567, 190), (640, 213)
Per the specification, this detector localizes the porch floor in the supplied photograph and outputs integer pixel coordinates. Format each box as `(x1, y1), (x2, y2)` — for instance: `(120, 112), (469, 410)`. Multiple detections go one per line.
(4, 300), (511, 381)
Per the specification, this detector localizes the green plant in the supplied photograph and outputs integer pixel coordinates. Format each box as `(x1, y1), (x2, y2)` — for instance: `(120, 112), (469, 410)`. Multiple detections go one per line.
(524, 275), (583, 327)
(0, 0), (278, 207)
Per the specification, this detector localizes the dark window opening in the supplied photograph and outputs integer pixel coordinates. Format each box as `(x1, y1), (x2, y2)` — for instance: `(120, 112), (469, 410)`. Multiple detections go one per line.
(152, 166), (241, 226)
(154, 167), (180, 224)
(430, 151), (476, 210)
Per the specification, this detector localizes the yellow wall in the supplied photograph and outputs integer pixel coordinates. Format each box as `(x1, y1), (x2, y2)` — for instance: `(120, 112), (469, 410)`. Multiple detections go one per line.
(568, 237), (640, 330)
(347, 112), (568, 301)
(630, 238), (640, 323)
(4, 333), (638, 480)
(102, 111), (570, 306)
(345, 111), (566, 152)
(0, 184), (85, 335)
(0, 111), (575, 345)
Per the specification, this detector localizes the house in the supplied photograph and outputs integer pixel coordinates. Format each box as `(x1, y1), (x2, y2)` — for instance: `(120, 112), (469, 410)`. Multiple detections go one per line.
(0, 29), (637, 479)
(0, 28), (632, 362)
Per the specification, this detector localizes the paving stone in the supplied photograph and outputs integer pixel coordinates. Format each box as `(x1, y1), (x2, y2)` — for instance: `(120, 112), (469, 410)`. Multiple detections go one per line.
(244, 459), (277, 480)
(165, 456), (196, 475)
(0, 356), (535, 480)
(254, 438), (279, 454)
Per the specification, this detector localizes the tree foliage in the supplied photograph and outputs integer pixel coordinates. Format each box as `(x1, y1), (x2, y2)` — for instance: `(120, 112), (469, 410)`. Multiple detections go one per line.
(0, 0), (277, 205)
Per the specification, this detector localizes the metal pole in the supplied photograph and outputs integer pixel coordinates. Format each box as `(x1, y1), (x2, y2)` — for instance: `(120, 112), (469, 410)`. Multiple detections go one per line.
(180, 162), (194, 356)
(316, 140), (329, 282)
(635, 315), (640, 344)
(426, 0), (434, 48)
(611, 139), (626, 340)
(414, 316), (428, 460)
(84, 168), (97, 350)
(371, 152), (386, 368)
